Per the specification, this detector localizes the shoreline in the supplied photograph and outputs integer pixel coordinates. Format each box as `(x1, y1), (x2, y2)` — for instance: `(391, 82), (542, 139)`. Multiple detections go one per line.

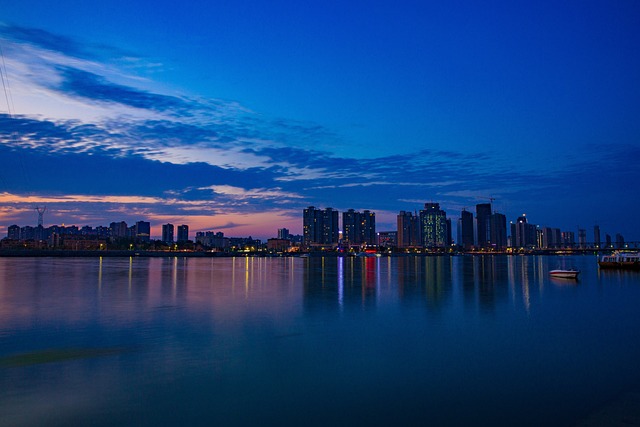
(0, 249), (604, 258)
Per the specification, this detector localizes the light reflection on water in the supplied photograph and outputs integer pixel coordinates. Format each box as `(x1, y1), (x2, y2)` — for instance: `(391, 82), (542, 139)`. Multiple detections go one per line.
(1, 255), (640, 426)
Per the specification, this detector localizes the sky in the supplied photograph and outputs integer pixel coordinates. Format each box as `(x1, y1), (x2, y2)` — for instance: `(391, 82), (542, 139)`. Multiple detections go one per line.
(0, 0), (639, 241)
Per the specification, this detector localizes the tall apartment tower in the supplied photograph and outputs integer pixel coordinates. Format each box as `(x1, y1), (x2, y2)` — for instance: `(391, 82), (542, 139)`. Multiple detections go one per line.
(162, 223), (175, 243)
(303, 206), (339, 246)
(177, 224), (189, 242)
(342, 209), (376, 245)
(476, 203), (492, 248)
(419, 203), (448, 248)
(459, 209), (474, 250)
(397, 211), (420, 248)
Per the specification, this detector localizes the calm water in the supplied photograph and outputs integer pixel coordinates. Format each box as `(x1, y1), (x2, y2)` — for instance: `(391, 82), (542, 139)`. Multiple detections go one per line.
(1, 255), (640, 426)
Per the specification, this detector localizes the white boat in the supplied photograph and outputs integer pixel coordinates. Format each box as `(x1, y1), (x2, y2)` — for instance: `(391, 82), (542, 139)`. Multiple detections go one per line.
(598, 252), (640, 270)
(549, 269), (580, 279)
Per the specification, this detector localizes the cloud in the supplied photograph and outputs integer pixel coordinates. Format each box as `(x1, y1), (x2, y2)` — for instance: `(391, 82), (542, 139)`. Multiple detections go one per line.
(54, 67), (188, 113)
(1, 24), (638, 239)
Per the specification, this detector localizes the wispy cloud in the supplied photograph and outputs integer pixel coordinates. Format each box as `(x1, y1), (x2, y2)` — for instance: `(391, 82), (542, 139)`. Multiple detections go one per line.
(1, 24), (637, 238)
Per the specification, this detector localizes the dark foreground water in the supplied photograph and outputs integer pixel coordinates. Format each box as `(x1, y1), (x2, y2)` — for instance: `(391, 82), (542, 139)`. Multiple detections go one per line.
(1, 255), (640, 426)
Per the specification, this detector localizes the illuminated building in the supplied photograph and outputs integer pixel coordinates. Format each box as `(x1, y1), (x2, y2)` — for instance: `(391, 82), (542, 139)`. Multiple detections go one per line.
(419, 203), (448, 248)
(303, 206), (339, 247)
(342, 209), (376, 245)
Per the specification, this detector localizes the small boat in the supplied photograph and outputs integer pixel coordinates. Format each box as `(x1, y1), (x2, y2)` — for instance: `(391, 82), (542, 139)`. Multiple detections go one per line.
(549, 269), (580, 279)
(598, 252), (640, 270)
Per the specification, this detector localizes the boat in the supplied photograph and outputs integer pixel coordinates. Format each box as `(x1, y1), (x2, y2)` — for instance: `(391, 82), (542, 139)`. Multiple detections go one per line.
(549, 269), (580, 279)
(598, 252), (640, 270)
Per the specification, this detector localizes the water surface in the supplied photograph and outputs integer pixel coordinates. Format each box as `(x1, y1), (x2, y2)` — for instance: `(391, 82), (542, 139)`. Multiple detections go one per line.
(1, 255), (639, 426)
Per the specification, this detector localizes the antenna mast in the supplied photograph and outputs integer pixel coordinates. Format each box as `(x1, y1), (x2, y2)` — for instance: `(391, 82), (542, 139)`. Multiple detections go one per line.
(35, 206), (46, 227)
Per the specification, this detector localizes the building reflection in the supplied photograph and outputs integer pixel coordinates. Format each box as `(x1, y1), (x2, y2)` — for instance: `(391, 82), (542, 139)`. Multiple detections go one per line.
(396, 256), (453, 310)
(302, 257), (378, 312)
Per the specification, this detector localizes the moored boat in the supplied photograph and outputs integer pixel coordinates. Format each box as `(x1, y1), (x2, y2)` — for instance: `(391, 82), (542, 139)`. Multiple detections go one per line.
(598, 252), (640, 270)
(549, 269), (580, 279)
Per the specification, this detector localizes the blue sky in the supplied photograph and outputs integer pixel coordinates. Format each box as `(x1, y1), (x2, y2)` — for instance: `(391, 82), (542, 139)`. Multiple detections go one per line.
(0, 0), (639, 240)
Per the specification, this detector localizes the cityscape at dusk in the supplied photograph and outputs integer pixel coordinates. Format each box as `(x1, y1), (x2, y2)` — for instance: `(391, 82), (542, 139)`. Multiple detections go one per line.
(3, 3), (640, 426)
(0, 1), (639, 242)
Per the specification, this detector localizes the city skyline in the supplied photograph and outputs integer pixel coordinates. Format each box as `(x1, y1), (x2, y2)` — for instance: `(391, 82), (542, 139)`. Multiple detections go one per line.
(3, 202), (631, 249)
(1, 1), (639, 241)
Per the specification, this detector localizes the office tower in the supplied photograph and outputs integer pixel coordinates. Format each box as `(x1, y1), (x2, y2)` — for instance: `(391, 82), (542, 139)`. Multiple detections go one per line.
(162, 223), (175, 243)
(476, 203), (492, 248)
(459, 209), (474, 249)
(135, 221), (151, 242)
(616, 233), (625, 249)
(605, 234), (612, 248)
(594, 225), (601, 248)
(490, 213), (507, 250)
(303, 206), (339, 246)
(397, 211), (420, 248)
(177, 225), (189, 242)
(419, 203), (448, 248)
(278, 228), (290, 240)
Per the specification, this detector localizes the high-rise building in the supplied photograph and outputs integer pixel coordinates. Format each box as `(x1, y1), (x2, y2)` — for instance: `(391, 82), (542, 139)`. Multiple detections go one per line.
(323, 208), (339, 245)
(343, 209), (376, 245)
(476, 203), (492, 248)
(162, 223), (174, 243)
(303, 206), (339, 246)
(419, 203), (448, 248)
(561, 231), (575, 248)
(459, 209), (474, 250)
(277, 228), (290, 240)
(110, 221), (128, 239)
(135, 221), (151, 242)
(594, 225), (601, 248)
(490, 213), (507, 250)
(616, 233), (625, 249)
(7, 224), (20, 240)
(342, 209), (359, 244)
(511, 215), (537, 248)
(397, 211), (420, 248)
(177, 225), (189, 242)
(541, 227), (562, 249)
(578, 229), (587, 248)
